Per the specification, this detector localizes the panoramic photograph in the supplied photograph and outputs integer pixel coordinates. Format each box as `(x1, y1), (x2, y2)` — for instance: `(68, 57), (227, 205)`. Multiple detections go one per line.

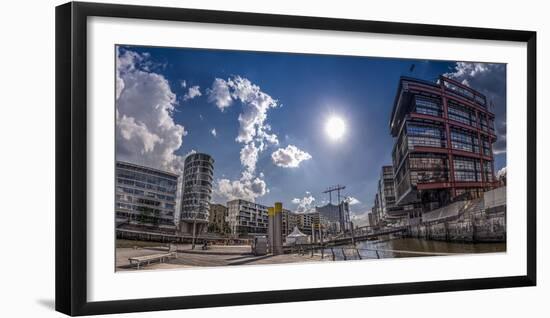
(114, 45), (507, 271)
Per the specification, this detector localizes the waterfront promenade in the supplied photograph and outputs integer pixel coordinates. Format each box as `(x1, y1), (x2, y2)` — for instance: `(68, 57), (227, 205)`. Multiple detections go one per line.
(116, 243), (328, 271)
(115, 235), (505, 271)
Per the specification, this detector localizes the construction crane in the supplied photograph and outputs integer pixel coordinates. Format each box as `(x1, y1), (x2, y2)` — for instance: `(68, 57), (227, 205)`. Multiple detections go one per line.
(323, 185), (346, 205)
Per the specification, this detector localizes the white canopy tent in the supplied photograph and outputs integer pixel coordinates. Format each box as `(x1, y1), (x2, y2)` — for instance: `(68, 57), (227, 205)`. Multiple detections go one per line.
(285, 226), (308, 245)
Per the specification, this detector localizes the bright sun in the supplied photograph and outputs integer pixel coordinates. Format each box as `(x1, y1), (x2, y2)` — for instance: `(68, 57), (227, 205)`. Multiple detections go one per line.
(325, 116), (346, 141)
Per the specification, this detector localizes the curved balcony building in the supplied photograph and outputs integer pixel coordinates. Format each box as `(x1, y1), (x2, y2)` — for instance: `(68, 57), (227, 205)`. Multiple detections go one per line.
(179, 153), (214, 234)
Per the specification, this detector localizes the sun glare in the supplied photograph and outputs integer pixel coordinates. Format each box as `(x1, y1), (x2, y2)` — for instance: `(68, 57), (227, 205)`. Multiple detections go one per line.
(325, 116), (346, 141)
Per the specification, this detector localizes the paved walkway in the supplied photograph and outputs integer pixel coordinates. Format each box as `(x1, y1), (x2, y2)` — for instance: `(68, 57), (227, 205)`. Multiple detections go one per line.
(174, 244), (252, 255)
(116, 245), (328, 271)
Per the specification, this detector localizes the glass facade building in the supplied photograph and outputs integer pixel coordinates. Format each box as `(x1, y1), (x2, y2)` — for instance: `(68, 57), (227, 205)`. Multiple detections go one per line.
(315, 202), (351, 232)
(371, 193), (380, 227)
(377, 165), (407, 222)
(179, 153), (215, 234)
(389, 76), (497, 213)
(115, 161), (178, 228)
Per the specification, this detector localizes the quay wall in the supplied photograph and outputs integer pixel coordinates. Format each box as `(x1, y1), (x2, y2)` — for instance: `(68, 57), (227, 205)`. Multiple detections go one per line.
(407, 187), (506, 243)
(408, 211), (506, 243)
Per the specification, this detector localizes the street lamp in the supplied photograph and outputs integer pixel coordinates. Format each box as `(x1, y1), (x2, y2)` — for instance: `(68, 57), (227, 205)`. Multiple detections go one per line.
(190, 199), (208, 250)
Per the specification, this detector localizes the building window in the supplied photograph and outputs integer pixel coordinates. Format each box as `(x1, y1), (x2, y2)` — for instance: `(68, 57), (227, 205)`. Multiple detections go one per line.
(483, 161), (494, 182)
(450, 129), (478, 153)
(453, 157), (479, 171)
(408, 154), (449, 185)
(410, 170), (449, 184)
(454, 171), (481, 182)
(475, 95), (486, 107)
(407, 124), (446, 148)
(480, 136), (492, 156)
(443, 81), (475, 100)
(453, 156), (482, 182)
(479, 114), (495, 133)
(409, 155), (448, 170)
(447, 101), (476, 127)
(414, 96), (442, 117)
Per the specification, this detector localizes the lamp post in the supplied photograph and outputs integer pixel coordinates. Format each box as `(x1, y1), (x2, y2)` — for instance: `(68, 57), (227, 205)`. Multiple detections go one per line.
(191, 199), (207, 250)
(350, 221), (355, 245)
(191, 211), (198, 250)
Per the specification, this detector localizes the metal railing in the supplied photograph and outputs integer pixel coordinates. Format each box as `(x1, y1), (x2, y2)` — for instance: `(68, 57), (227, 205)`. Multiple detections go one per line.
(285, 243), (460, 261)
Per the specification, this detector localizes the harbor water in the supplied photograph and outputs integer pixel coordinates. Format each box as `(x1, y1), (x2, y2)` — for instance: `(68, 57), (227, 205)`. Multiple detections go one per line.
(322, 236), (506, 260)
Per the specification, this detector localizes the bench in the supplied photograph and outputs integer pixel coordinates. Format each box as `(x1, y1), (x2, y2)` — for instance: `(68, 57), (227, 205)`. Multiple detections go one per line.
(128, 244), (178, 269)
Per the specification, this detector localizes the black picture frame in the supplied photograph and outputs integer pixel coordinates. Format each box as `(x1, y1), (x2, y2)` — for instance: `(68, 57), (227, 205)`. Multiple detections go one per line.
(55, 1), (537, 316)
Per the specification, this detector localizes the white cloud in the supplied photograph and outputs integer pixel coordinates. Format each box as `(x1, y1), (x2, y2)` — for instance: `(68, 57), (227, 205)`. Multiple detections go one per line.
(115, 47), (187, 174)
(211, 128), (217, 137)
(210, 76), (280, 203)
(292, 193), (316, 213)
(345, 196), (361, 205)
(231, 77), (279, 146)
(116, 48), (143, 100)
(271, 145), (312, 168)
(216, 176), (268, 202)
(181, 80), (187, 88)
(208, 76), (279, 145)
(207, 78), (233, 111)
(350, 210), (371, 227)
(444, 62), (506, 154)
(496, 166), (507, 179)
(116, 114), (161, 154)
(240, 143), (259, 174)
(183, 85), (202, 101)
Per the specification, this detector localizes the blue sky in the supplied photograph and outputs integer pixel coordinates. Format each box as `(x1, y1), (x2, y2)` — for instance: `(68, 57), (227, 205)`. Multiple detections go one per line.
(115, 45), (506, 218)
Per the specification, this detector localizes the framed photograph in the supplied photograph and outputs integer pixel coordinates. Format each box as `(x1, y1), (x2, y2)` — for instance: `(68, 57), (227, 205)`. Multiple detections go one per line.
(55, 1), (536, 316)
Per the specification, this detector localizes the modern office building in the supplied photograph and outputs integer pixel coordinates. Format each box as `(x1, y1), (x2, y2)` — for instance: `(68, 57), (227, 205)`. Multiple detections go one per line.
(316, 201), (351, 232)
(296, 212), (316, 235)
(389, 76), (497, 215)
(368, 212), (377, 228)
(226, 199), (269, 235)
(282, 209), (333, 237)
(179, 153), (215, 234)
(281, 208), (297, 237)
(115, 161), (178, 229)
(208, 203), (228, 233)
(371, 193), (380, 227)
(376, 165), (407, 223)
